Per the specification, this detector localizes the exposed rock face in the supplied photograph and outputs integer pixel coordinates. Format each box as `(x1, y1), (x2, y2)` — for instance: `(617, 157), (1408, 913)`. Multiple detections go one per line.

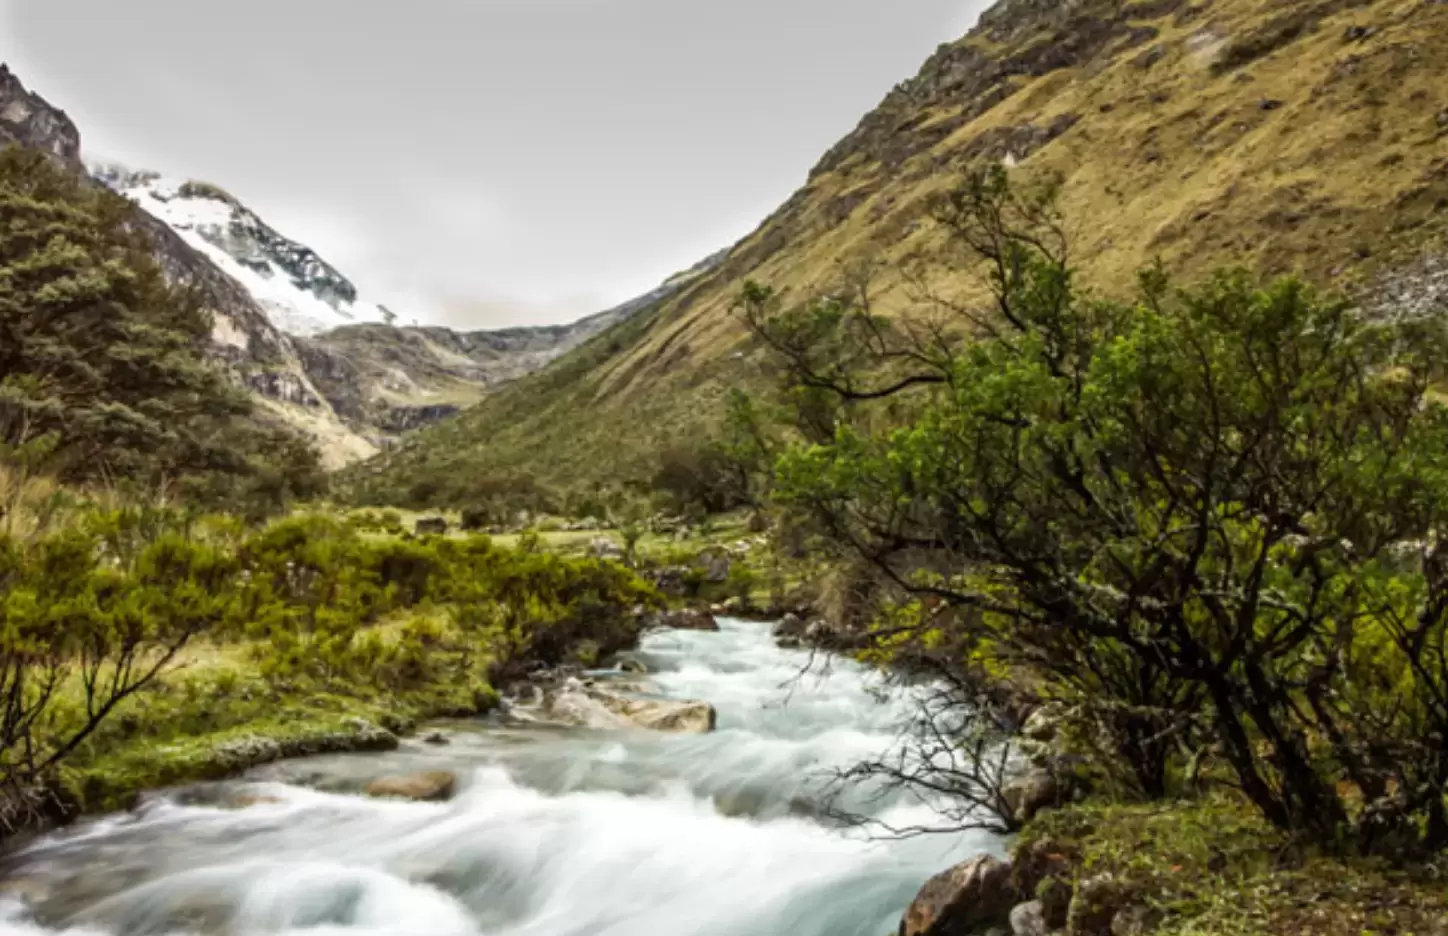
(0, 64), (80, 161)
(364, 770), (457, 802)
(901, 854), (1018, 936)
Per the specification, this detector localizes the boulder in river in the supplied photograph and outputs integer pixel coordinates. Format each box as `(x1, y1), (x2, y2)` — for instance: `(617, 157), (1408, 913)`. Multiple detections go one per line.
(662, 608), (719, 632)
(901, 854), (1017, 936)
(605, 697), (717, 733)
(364, 770), (457, 802)
(544, 679), (717, 733)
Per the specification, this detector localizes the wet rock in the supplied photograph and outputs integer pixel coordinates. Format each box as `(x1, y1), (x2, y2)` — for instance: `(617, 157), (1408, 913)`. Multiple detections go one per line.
(229, 794), (284, 809)
(1003, 768), (1062, 824)
(1067, 873), (1127, 936)
(607, 697), (717, 733)
(901, 854), (1017, 936)
(774, 613), (806, 641)
(662, 608), (720, 632)
(364, 770), (457, 802)
(414, 517), (448, 536)
(1010, 900), (1049, 936)
(544, 679), (716, 733)
(421, 730), (450, 746)
(618, 657), (648, 674)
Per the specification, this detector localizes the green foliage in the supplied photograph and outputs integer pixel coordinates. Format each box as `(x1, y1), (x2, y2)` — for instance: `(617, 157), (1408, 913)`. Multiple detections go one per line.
(0, 505), (234, 828)
(0, 146), (323, 515)
(0, 492), (659, 828)
(746, 166), (1448, 856)
(1019, 797), (1448, 935)
(651, 441), (751, 517)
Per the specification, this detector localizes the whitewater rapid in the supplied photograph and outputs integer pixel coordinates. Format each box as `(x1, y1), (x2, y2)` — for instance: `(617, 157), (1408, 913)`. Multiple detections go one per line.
(0, 620), (1000, 936)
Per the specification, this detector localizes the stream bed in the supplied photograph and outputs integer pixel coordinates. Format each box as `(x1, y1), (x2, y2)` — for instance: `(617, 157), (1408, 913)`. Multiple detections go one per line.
(0, 619), (999, 936)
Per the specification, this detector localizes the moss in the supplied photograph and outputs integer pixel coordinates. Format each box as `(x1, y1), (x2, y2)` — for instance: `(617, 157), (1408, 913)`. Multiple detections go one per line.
(1017, 797), (1448, 935)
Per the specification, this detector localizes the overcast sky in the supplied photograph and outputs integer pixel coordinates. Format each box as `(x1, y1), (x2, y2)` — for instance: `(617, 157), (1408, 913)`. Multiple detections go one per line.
(1, 1), (988, 328)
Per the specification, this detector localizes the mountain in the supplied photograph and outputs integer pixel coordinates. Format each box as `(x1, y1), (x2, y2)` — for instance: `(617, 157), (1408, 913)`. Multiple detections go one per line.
(347, 0), (1448, 507)
(92, 167), (395, 337)
(1, 64), (715, 468)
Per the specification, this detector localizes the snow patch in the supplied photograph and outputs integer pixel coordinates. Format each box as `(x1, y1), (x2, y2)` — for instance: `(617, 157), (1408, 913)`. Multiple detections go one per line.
(95, 168), (392, 338)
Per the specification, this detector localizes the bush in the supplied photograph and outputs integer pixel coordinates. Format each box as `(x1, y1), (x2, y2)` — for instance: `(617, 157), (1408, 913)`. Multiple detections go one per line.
(746, 166), (1448, 855)
(0, 493), (661, 827)
(652, 442), (750, 517)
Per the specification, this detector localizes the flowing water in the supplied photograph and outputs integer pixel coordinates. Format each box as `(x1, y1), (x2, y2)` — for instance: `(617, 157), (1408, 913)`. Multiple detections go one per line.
(0, 620), (1000, 936)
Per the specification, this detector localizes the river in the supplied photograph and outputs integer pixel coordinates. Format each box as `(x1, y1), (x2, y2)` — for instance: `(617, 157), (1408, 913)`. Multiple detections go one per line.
(0, 619), (1001, 936)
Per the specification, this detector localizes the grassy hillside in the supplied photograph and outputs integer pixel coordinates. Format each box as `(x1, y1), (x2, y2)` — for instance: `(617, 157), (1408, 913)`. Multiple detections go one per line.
(346, 0), (1448, 507)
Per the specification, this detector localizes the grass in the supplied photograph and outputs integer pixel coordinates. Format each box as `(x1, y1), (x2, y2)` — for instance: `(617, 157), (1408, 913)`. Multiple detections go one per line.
(1020, 796), (1448, 935)
(49, 606), (499, 814)
(31, 511), (782, 818)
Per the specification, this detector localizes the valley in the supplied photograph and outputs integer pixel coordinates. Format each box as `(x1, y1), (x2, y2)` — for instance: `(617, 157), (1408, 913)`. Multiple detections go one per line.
(3, 0), (1448, 932)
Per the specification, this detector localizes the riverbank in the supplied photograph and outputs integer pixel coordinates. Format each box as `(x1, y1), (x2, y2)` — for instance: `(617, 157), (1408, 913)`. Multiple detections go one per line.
(0, 508), (663, 845)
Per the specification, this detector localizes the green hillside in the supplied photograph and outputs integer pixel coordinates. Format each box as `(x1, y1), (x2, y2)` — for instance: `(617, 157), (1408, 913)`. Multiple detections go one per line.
(346, 0), (1448, 508)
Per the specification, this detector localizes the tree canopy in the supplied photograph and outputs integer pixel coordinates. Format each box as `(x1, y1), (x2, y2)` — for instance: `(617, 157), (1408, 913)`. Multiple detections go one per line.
(0, 146), (322, 511)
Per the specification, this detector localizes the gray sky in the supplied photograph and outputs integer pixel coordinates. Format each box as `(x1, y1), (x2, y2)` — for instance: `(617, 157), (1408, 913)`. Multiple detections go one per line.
(1, 0), (988, 328)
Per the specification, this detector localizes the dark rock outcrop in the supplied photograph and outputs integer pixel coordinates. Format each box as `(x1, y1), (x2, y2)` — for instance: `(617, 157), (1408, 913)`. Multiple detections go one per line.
(901, 854), (1018, 936)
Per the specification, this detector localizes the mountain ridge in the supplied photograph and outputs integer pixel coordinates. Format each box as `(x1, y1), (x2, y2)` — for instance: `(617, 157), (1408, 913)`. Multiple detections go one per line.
(347, 0), (1448, 506)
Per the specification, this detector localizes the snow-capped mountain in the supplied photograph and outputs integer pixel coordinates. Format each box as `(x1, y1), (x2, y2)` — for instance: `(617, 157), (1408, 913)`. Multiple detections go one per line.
(93, 166), (395, 337)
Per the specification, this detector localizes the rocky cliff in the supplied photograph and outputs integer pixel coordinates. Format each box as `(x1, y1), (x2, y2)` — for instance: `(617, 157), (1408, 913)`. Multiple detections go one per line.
(349, 0), (1448, 503)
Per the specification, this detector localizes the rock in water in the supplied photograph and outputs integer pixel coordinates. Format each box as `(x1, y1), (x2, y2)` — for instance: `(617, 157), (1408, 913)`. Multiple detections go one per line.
(662, 609), (720, 632)
(608, 698), (717, 733)
(901, 854), (1017, 936)
(543, 679), (717, 733)
(774, 613), (806, 639)
(364, 770), (457, 802)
